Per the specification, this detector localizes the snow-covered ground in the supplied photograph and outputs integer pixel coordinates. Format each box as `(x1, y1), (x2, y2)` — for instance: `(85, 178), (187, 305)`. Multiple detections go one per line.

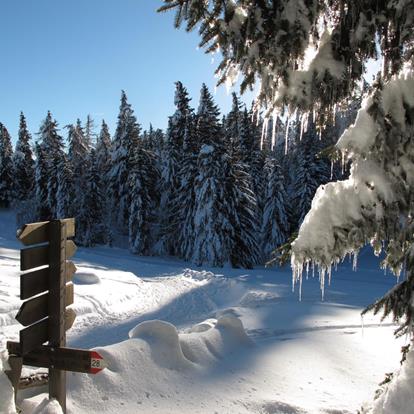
(0, 209), (410, 413)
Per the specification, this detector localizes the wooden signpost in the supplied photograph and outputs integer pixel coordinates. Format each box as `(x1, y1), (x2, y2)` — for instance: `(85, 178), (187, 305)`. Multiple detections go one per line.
(6, 218), (107, 413)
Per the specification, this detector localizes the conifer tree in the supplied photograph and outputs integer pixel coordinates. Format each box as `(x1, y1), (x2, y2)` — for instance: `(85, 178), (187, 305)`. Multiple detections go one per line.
(56, 154), (75, 219)
(128, 143), (160, 255)
(76, 149), (108, 246)
(156, 81), (193, 255)
(261, 157), (289, 259)
(37, 112), (65, 218)
(192, 144), (233, 266)
(96, 120), (112, 177)
(0, 123), (14, 208)
(109, 90), (140, 234)
(84, 114), (95, 149)
(13, 112), (34, 201)
(34, 143), (50, 220)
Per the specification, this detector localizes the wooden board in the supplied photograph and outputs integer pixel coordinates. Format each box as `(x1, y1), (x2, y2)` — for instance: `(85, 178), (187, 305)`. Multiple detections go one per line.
(20, 262), (77, 299)
(16, 284), (74, 327)
(17, 218), (75, 246)
(7, 342), (106, 374)
(21, 245), (49, 271)
(20, 318), (49, 355)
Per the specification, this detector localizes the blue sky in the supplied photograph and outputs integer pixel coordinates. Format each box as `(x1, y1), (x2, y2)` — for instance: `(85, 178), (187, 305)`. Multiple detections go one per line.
(0, 0), (254, 143)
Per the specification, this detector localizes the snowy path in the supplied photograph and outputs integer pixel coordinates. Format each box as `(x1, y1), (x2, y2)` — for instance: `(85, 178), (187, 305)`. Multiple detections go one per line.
(0, 210), (409, 413)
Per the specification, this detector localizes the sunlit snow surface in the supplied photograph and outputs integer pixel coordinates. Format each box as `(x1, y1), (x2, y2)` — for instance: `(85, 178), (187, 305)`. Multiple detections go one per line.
(0, 210), (409, 413)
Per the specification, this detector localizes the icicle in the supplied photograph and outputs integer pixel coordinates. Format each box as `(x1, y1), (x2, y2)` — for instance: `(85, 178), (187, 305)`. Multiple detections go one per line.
(299, 274), (303, 302)
(352, 251), (358, 271)
(319, 267), (326, 301)
(330, 160), (334, 180)
(284, 116), (290, 155)
(306, 261), (310, 280)
(261, 118), (269, 150)
(271, 110), (277, 149)
(312, 261), (315, 278)
(328, 265), (332, 286)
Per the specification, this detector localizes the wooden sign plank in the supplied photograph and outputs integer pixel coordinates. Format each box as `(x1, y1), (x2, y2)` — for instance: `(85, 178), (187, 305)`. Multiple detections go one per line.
(21, 245), (49, 271)
(17, 218), (75, 246)
(6, 342), (107, 374)
(20, 263), (77, 299)
(20, 268), (49, 299)
(20, 318), (49, 355)
(16, 284), (74, 327)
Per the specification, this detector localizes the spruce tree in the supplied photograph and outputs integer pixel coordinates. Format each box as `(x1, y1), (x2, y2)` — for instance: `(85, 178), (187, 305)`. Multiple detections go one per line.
(37, 112), (65, 218)
(96, 120), (112, 177)
(0, 123), (14, 208)
(261, 157), (289, 259)
(128, 143), (160, 255)
(76, 149), (108, 246)
(34, 143), (50, 220)
(13, 112), (34, 201)
(56, 154), (75, 219)
(192, 144), (233, 266)
(109, 90), (140, 234)
(156, 81), (193, 255)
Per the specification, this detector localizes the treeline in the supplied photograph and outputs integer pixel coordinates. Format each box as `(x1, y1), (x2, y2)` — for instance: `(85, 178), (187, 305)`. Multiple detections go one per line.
(0, 82), (357, 268)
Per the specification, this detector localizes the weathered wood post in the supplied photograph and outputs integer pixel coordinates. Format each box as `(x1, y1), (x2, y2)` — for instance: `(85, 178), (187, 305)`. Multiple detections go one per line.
(48, 220), (68, 411)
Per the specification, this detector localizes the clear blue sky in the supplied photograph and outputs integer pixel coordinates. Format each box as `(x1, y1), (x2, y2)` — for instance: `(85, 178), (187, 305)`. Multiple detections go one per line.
(0, 0), (254, 144)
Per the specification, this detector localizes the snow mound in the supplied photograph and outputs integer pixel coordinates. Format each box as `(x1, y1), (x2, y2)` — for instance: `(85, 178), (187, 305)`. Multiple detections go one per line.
(128, 316), (252, 369)
(128, 320), (193, 370)
(260, 400), (307, 414)
(73, 272), (100, 285)
(183, 268), (215, 281)
(0, 351), (16, 414)
(179, 315), (253, 366)
(369, 349), (414, 414)
(239, 290), (280, 308)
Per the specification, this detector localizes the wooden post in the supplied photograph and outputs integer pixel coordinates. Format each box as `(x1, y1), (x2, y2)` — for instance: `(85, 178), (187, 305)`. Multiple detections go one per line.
(48, 220), (67, 412)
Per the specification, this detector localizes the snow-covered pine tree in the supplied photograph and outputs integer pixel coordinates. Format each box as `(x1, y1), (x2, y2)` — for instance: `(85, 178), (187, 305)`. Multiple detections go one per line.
(224, 93), (242, 156)
(261, 157), (289, 259)
(13, 112), (34, 201)
(76, 149), (108, 246)
(68, 119), (90, 181)
(109, 90), (140, 234)
(96, 120), (112, 177)
(228, 160), (261, 268)
(84, 114), (96, 149)
(56, 154), (75, 219)
(226, 105), (262, 267)
(192, 144), (233, 267)
(37, 112), (65, 218)
(175, 115), (198, 260)
(156, 81), (193, 255)
(128, 141), (160, 255)
(0, 123), (14, 208)
(34, 142), (50, 220)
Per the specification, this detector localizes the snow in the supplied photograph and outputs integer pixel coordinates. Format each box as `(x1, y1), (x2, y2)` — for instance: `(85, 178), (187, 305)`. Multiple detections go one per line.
(0, 210), (409, 413)
(0, 351), (16, 414)
(369, 348), (414, 414)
